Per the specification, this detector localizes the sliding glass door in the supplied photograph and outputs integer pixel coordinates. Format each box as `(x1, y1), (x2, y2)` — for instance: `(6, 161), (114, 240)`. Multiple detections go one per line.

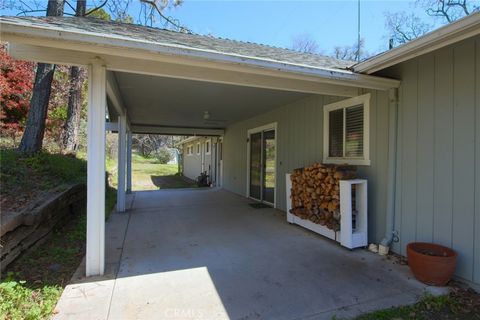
(263, 130), (275, 204)
(249, 128), (276, 205)
(249, 132), (262, 200)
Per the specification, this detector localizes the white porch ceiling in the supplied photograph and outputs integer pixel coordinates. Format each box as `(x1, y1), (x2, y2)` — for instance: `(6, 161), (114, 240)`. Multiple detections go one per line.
(114, 71), (308, 130)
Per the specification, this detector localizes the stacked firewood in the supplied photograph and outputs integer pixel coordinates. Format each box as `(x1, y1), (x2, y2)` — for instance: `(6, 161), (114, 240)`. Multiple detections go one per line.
(290, 163), (356, 231)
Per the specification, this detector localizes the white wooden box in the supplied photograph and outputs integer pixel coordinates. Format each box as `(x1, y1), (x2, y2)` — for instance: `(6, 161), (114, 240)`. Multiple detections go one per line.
(340, 179), (368, 249)
(286, 173), (368, 249)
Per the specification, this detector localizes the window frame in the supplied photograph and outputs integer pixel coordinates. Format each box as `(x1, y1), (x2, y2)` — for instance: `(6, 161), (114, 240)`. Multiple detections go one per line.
(186, 144), (193, 156)
(196, 142), (201, 155)
(205, 139), (211, 155)
(323, 93), (371, 166)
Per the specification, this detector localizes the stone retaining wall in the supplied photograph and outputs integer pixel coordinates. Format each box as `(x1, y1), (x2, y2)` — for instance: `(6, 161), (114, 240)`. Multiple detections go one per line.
(1, 183), (86, 272)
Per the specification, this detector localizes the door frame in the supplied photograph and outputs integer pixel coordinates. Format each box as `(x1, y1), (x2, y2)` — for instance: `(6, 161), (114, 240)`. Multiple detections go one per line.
(246, 122), (277, 208)
(217, 137), (223, 187)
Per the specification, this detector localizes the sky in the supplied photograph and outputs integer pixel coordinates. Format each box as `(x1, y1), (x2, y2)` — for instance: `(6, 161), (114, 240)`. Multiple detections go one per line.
(156, 0), (429, 55)
(1, 0), (451, 56)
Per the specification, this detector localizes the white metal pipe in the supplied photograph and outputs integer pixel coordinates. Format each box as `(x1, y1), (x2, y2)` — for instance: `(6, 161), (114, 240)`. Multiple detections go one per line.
(126, 131), (132, 194)
(380, 88), (399, 248)
(86, 62), (106, 277)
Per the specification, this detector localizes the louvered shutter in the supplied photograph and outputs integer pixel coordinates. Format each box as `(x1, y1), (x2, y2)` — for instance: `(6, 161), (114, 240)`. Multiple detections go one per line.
(345, 105), (364, 157)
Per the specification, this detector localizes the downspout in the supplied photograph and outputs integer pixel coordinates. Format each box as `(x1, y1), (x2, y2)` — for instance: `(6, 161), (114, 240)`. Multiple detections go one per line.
(379, 87), (399, 254)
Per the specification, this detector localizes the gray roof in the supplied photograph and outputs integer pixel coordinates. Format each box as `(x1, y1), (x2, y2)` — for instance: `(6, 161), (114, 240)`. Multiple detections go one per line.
(0, 16), (354, 71)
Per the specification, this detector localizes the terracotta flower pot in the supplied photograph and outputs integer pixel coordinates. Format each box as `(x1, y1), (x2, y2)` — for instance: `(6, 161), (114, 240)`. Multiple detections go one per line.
(407, 242), (457, 286)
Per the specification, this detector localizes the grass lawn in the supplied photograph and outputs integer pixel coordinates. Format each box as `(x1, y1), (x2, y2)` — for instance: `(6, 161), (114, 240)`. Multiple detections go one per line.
(349, 288), (480, 320)
(110, 153), (197, 191)
(0, 149), (87, 212)
(132, 153), (178, 190)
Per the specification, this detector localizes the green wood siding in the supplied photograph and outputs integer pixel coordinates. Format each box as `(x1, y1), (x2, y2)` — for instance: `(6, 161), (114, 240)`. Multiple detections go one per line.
(380, 35), (480, 285)
(222, 35), (480, 287)
(223, 91), (390, 244)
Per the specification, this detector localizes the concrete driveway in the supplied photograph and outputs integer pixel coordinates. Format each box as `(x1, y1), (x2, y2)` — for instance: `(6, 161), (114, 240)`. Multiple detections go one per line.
(54, 189), (443, 320)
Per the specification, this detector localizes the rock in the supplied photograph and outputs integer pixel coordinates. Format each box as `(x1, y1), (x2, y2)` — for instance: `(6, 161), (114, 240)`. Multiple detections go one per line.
(48, 263), (62, 272)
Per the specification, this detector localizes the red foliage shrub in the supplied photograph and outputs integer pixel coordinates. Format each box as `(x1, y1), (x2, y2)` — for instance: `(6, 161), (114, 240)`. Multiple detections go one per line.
(0, 44), (35, 133)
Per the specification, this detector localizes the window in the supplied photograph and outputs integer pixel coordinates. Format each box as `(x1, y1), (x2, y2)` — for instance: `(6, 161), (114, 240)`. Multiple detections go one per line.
(196, 143), (201, 155)
(205, 140), (211, 155)
(323, 94), (370, 165)
(186, 145), (193, 156)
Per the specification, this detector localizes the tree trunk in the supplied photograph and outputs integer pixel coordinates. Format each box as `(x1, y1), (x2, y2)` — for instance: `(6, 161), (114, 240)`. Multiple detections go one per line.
(18, 0), (64, 155)
(61, 66), (83, 152)
(61, 0), (87, 153)
(47, 0), (65, 16)
(18, 64), (56, 154)
(75, 0), (86, 16)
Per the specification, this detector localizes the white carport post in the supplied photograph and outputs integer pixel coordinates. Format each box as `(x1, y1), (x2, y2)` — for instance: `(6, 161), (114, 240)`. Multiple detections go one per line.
(126, 131), (132, 194)
(117, 115), (127, 212)
(86, 62), (106, 277)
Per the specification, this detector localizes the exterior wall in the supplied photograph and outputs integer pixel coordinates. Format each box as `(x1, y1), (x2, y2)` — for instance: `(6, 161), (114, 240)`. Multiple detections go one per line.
(223, 90), (390, 244)
(377, 35), (480, 286)
(183, 142), (201, 181)
(203, 138), (214, 179)
(182, 137), (214, 181)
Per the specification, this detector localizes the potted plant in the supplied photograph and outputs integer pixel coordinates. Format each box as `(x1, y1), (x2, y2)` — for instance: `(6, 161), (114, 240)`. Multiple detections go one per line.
(407, 242), (457, 286)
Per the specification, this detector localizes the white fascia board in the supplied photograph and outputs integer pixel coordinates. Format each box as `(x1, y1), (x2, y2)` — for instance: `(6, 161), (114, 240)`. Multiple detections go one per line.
(131, 125), (224, 136)
(7, 43), (361, 97)
(0, 19), (399, 90)
(106, 71), (126, 116)
(176, 136), (202, 146)
(354, 12), (480, 74)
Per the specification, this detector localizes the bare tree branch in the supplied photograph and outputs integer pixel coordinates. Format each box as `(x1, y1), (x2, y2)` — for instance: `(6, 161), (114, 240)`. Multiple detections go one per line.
(384, 1), (478, 49)
(290, 34), (319, 54)
(19, 0), (33, 11)
(385, 11), (432, 47)
(64, 0), (76, 12)
(419, 0), (477, 23)
(16, 9), (46, 16)
(332, 39), (369, 61)
(139, 0), (190, 32)
(85, 0), (108, 16)
(107, 0), (133, 22)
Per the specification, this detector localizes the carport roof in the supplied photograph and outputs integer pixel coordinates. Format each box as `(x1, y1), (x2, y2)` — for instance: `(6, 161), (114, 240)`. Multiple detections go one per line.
(1, 15), (401, 135)
(1, 16), (354, 71)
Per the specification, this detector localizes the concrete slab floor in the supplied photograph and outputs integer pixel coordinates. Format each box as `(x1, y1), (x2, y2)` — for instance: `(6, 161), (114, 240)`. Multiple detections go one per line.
(54, 189), (447, 320)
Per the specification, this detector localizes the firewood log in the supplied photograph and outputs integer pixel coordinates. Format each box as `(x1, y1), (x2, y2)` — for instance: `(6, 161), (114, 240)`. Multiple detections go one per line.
(290, 162), (357, 231)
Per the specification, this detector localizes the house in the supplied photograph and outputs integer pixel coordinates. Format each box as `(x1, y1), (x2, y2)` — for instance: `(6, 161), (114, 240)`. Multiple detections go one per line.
(177, 136), (223, 185)
(1, 13), (479, 290)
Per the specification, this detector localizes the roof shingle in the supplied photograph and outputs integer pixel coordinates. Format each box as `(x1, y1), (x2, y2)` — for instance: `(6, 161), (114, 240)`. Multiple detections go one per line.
(0, 16), (354, 71)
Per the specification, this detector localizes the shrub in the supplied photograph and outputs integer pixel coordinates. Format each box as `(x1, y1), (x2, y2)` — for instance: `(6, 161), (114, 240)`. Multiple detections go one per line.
(155, 148), (172, 164)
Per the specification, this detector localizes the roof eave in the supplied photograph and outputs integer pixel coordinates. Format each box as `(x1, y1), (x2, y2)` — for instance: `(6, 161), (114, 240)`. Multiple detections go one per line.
(354, 12), (480, 74)
(176, 136), (202, 146)
(0, 18), (400, 90)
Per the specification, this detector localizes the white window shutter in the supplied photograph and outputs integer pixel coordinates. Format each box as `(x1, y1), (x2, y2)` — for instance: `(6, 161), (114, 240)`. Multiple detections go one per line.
(345, 105), (364, 157)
